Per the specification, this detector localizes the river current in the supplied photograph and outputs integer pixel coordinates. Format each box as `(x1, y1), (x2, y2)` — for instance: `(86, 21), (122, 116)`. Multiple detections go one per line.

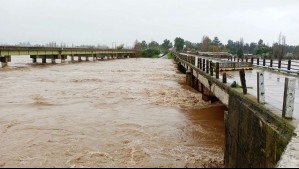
(0, 57), (225, 168)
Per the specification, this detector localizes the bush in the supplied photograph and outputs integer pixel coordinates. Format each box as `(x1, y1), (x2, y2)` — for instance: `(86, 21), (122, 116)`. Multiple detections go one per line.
(142, 49), (161, 58)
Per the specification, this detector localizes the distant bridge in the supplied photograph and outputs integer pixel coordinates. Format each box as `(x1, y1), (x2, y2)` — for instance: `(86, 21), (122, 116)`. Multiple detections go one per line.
(0, 46), (135, 67)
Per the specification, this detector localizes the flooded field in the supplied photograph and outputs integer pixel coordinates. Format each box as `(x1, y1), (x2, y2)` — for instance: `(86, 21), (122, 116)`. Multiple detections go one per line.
(0, 57), (225, 168)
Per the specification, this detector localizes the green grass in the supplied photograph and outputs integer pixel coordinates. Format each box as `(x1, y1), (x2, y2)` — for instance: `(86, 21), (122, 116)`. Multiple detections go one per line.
(167, 53), (174, 59)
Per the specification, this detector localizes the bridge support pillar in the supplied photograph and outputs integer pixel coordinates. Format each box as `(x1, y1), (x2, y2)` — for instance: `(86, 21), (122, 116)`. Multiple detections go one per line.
(85, 56), (89, 61)
(0, 55), (11, 68)
(51, 58), (56, 64)
(186, 67), (192, 86)
(78, 56), (82, 62)
(61, 55), (67, 63)
(71, 55), (74, 61)
(31, 56), (37, 63)
(42, 57), (47, 64)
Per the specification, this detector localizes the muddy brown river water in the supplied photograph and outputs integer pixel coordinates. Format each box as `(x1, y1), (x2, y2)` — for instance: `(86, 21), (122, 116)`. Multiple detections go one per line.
(0, 57), (225, 168)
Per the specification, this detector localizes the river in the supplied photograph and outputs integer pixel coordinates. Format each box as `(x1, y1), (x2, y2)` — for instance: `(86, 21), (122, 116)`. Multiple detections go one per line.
(0, 57), (225, 168)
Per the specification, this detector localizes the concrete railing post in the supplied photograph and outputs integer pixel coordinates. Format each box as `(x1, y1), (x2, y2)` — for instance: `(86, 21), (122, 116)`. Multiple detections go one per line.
(282, 77), (296, 119)
(199, 58), (202, 70)
(223, 72), (227, 83)
(203, 59), (206, 72)
(195, 56), (198, 67)
(257, 72), (265, 104)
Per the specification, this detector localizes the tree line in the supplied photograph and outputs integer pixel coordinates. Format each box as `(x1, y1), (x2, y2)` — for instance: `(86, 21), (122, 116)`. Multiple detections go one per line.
(134, 33), (299, 59)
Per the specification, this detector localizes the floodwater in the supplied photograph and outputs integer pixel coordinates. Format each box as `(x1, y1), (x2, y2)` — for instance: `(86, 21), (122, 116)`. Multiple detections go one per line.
(0, 57), (225, 168)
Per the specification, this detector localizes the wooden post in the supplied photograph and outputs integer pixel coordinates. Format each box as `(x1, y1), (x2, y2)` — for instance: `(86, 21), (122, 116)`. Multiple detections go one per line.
(216, 62), (220, 79)
(210, 61), (214, 76)
(197, 57), (200, 68)
(263, 58), (266, 66)
(257, 58), (260, 65)
(270, 59), (273, 67)
(282, 77), (296, 119)
(206, 60), (209, 74)
(251, 58), (254, 65)
(223, 72), (227, 83)
(239, 69), (247, 94)
(287, 60), (292, 70)
(246, 58), (248, 63)
(278, 60), (282, 69)
(257, 72), (265, 104)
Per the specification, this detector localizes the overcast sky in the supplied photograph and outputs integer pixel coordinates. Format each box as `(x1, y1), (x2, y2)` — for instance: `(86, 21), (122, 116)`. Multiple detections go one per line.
(0, 0), (298, 47)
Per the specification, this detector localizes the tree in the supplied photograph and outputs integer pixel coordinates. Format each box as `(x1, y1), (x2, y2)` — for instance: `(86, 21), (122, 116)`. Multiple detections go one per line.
(141, 41), (148, 50)
(148, 41), (160, 50)
(258, 39), (264, 46)
(293, 46), (299, 59)
(161, 39), (173, 51)
(174, 37), (185, 52)
(201, 36), (211, 52)
(237, 48), (244, 58)
(212, 37), (221, 46)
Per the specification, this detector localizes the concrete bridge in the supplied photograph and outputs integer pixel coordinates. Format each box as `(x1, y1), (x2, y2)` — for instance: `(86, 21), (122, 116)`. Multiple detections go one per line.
(0, 46), (135, 67)
(173, 52), (297, 168)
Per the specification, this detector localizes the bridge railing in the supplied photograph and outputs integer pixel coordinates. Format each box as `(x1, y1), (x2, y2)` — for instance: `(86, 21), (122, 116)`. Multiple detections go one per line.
(229, 57), (299, 74)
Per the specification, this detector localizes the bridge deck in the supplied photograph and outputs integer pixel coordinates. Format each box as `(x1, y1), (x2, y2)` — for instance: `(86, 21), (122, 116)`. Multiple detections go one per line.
(0, 46), (135, 56)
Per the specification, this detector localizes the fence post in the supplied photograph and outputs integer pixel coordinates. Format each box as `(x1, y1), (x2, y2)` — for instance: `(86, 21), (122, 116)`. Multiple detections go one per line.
(239, 69), (247, 94)
(270, 59), (273, 67)
(206, 59), (209, 74)
(282, 77), (296, 119)
(257, 72), (265, 104)
(263, 58), (266, 67)
(257, 58), (260, 65)
(210, 61), (214, 76)
(278, 60), (282, 69)
(288, 60), (292, 70)
(216, 62), (220, 79)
